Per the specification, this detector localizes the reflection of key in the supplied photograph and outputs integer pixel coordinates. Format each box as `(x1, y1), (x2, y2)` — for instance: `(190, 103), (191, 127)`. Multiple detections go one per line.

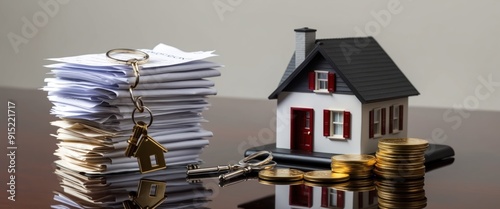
(219, 161), (277, 181)
(186, 164), (243, 176)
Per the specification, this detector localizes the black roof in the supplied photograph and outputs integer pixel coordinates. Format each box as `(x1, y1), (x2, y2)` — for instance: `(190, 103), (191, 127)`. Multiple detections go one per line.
(269, 37), (419, 103)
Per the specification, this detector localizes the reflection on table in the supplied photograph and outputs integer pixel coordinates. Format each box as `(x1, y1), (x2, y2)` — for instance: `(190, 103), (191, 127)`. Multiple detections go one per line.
(51, 166), (212, 209)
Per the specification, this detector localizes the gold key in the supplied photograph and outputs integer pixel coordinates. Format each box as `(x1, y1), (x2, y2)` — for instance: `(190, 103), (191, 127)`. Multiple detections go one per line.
(125, 121), (148, 157)
(125, 121), (168, 173)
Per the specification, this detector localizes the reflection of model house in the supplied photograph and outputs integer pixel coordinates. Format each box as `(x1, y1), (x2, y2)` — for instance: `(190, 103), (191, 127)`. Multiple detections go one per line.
(276, 185), (377, 209)
(269, 28), (419, 154)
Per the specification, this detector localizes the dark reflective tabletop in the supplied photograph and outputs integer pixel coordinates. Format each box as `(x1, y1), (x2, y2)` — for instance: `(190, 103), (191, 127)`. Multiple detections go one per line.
(0, 88), (499, 208)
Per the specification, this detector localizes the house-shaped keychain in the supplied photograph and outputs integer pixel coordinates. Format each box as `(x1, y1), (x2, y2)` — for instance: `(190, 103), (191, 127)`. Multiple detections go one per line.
(134, 135), (168, 173)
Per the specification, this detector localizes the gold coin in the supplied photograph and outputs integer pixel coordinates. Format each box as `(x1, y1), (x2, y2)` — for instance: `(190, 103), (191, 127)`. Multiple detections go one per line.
(303, 170), (349, 183)
(332, 154), (376, 165)
(258, 168), (304, 181)
(331, 166), (373, 173)
(375, 165), (425, 172)
(376, 160), (424, 167)
(379, 138), (429, 148)
(378, 145), (428, 152)
(376, 178), (425, 187)
(376, 151), (425, 159)
(373, 168), (425, 179)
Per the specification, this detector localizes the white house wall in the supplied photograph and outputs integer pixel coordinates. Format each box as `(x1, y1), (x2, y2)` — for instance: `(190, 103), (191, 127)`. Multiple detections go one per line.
(360, 97), (409, 154)
(277, 92), (363, 154)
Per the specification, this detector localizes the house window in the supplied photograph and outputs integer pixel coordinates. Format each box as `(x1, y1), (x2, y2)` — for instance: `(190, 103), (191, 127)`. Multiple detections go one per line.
(330, 111), (343, 137)
(373, 108), (381, 137)
(369, 108), (384, 139)
(392, 105), (399, 132)
(308, 71), (336, 92)
(323, 110), (351, 139)
(389, 105), (404, 133)
(316, 71), (329, 91)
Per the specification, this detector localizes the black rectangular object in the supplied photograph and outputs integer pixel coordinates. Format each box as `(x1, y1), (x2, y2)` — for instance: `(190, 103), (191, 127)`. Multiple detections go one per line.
(245, 143), (454, 169)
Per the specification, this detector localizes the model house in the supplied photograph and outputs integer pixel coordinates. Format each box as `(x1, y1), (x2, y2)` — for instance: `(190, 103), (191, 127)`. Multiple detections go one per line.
(269, 27), (419, 154)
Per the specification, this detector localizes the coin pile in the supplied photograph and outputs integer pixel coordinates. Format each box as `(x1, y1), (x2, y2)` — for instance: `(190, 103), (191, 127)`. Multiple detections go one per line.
(376, 178), (427, 209)
(375, 138), (428, 209)
(374, 138), (428, 179)
(331, 154), (376, 179)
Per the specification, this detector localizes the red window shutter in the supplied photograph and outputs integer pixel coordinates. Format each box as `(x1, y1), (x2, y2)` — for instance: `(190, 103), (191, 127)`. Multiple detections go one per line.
(399, 105), (404, 131)
(369, 110), (374, 138)
(321, 187), (328, 207)
(389, 106), (394, 134)
(323, 110), (330, 136)
(328, 72), (336, 92)
(381, 108), (386, 135)
(337, 190), (345, 208)
(308, 71), (315, 90)
(343, 111), (351, 139)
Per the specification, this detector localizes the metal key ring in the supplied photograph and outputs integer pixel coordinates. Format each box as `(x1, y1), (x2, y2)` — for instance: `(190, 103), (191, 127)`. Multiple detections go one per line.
(131, 106), (153, 127)
(239, 151), (273, 167)
(106, 48), (149, 65)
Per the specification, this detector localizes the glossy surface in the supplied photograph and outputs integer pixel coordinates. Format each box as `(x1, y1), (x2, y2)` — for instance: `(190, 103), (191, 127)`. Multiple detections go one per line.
(0, 88), (499, 208)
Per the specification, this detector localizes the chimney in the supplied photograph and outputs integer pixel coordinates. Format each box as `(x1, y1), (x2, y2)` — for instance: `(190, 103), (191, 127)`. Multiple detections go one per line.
(294, 27), (316, 68)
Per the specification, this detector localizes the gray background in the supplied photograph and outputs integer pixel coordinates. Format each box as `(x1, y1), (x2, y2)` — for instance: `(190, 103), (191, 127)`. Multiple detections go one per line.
(1, 0), (499, 111)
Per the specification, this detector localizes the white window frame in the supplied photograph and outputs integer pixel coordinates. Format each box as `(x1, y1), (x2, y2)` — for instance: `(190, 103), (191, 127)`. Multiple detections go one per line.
(314, 71), (329, 93)
(328, 110), (344, 139)
(392, 105), (400, 134)
(373, 108), (382, 138)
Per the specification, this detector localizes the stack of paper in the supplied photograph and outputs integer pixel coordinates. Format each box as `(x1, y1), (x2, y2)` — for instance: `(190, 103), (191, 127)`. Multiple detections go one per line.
(51, 166), (212, 208)
(43, 44), (221, 174)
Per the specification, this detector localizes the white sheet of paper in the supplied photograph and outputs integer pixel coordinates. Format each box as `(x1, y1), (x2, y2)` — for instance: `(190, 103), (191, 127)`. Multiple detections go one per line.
(48, 43), (217, 68)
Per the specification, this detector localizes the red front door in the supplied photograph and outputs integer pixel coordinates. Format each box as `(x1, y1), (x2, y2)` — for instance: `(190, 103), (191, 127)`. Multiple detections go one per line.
(291, 108), (314, 152)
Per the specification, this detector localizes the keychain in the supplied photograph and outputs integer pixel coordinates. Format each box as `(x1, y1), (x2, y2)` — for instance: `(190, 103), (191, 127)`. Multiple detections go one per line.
(106, 49), (168, 174)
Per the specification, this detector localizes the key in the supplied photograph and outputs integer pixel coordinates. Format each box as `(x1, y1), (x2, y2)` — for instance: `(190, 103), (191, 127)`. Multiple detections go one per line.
(219, 161), (277, 181)
(186, 163), (244, 176)
(125, 121), (148, 157)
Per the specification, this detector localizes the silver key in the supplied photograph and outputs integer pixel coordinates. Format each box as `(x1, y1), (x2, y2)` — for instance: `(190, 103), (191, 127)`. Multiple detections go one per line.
(219, 161), (277, 181)
(186, 151), (273, 176)
(186, 164), (243, 175)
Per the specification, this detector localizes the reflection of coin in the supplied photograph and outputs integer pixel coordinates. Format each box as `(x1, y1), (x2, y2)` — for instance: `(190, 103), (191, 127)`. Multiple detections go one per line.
(303, 170), (349, 183)
(258, 168), (304, 181)
(258, 179), (304, 186)
(332, 154), (376, 165)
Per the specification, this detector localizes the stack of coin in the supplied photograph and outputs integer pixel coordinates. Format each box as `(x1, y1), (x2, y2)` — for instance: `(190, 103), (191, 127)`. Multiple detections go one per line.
(374, 138), (428, 179)
(331, 154), (376, 179)
(376, 178), (427, 209)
